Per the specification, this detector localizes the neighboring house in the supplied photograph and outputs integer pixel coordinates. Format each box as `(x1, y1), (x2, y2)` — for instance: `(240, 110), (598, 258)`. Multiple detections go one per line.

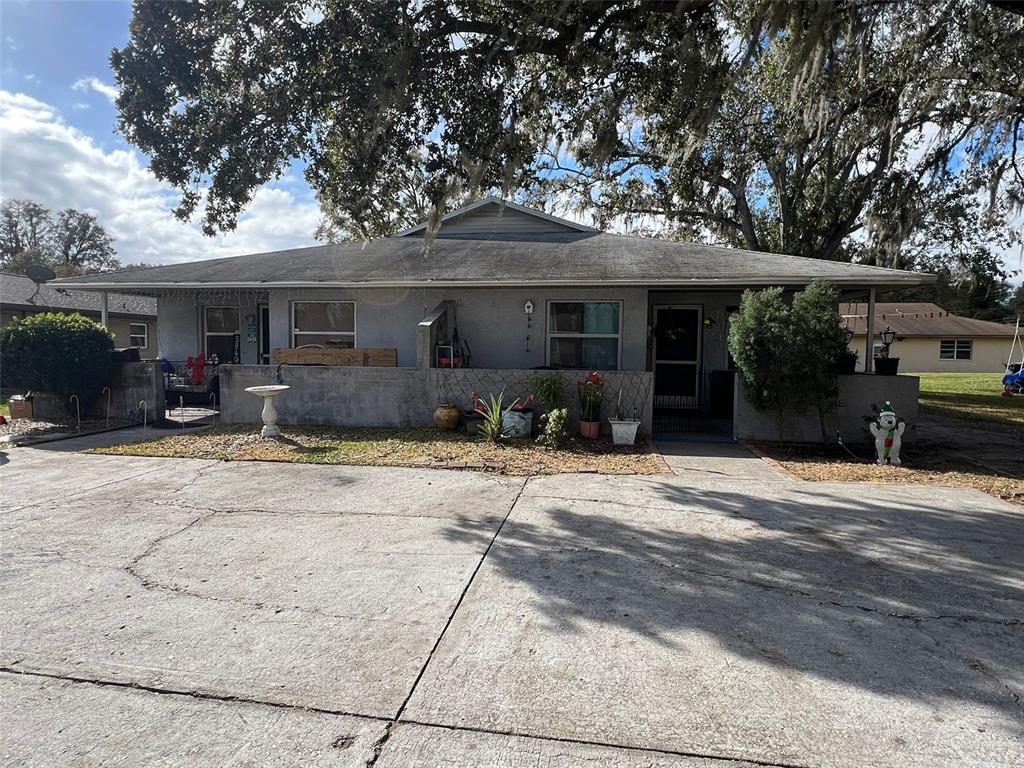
(840, 302), (1018, 373)
(0, 272), (158, 354)
(54, 197), (933, 436)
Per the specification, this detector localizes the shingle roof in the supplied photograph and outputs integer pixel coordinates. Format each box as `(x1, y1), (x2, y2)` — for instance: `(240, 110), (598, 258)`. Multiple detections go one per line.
(52, 232), (933, 290)
(840, 302), (1017, 338)
(1, 272), (157, 316)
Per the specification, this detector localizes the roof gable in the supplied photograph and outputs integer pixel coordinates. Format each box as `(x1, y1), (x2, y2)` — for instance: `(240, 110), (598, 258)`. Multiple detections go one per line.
(396, 196), (597, 238)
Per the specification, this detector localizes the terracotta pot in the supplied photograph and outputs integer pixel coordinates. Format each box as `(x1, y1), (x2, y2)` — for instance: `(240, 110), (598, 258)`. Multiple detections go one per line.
(579, 420), (600, 440)
(433, 403), (461, 430)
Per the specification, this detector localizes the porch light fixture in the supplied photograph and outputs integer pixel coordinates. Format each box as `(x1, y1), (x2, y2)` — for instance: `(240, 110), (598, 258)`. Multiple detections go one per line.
(880, 326), (897, 347)
(842, 326), (855, 345)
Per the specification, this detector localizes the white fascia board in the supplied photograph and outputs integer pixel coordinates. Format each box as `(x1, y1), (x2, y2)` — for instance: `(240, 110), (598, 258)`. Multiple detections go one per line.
(56, 273), (936, 291)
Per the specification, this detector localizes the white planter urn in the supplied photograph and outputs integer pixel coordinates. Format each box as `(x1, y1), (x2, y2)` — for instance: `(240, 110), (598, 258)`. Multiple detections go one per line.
(608, 419), (641, 446)
(244, 385), (290, 438)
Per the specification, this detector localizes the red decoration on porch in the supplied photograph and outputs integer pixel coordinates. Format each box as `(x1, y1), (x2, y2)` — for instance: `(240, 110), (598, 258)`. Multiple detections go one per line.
(186, 353), (206, 385)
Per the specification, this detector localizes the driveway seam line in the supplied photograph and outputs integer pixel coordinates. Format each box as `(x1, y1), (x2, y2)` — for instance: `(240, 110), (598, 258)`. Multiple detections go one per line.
(0, 667), (392, 722)
(0, 667), (812, 767)
(396, 717), (811, 768)
(392, 477), (530, 723)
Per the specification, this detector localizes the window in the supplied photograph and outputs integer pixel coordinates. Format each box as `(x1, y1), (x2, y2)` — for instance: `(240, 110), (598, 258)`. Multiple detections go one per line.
(939, 339), (973, 360)
(291, 301), (356, 348)
(129, 322), (148, 349)
(204, 306), (240, 363)
(547, 301), (621, 370)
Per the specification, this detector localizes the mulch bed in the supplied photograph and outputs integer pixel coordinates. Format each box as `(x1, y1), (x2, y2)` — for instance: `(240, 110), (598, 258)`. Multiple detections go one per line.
(90, 425), (666, 476)
(749, 440), (1024, 508)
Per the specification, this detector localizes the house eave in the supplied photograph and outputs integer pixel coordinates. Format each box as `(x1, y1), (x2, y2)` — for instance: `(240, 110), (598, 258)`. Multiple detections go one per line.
(54, 274), (936, 291)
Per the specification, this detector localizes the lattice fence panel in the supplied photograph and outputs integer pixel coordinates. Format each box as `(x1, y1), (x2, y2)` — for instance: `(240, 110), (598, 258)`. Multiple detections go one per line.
(429, 368), (652, 423)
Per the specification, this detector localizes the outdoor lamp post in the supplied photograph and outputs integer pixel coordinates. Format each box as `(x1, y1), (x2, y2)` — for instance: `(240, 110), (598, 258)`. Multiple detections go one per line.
(880, 326), (897, 355)
(874, 325), (900, 375)
(842, 326), (855, 346)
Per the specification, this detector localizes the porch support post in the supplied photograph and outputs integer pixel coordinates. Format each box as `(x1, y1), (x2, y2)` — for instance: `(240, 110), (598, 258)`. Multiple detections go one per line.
(100, 291), (109, 329)
(864, 288), (876, 374)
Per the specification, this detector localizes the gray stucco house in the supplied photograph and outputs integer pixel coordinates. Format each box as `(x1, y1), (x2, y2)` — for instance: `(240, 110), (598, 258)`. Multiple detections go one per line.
(54, 197), (932, 437)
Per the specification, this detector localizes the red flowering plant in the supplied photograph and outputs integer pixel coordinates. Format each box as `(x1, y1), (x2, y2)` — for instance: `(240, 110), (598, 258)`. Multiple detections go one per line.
(577, 371), (605, 422)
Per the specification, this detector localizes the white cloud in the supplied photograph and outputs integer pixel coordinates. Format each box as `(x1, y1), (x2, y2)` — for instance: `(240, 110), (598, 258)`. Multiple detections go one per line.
(0, 90), (321, 265)
(71, 76), (119, 104)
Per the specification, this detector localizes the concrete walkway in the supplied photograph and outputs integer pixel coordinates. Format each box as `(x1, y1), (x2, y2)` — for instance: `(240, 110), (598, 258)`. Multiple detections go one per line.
(655, 438), (791, 483)
(1, 442), (1021, 767)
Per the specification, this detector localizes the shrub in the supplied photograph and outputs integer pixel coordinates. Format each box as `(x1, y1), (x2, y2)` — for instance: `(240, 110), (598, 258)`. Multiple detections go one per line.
(0, 312), (114, 408)
(537, 407), (569, 447)
(474, 390), (518, 442)
(728, 282), (847, 442)
(531, 374), (564, 411)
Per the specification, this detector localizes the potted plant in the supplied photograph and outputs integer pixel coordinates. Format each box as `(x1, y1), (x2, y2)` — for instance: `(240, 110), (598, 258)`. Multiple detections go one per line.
(463, 391), (485, 435)
(607, 389), (641, 445)
(532, 374), (567, 446)
(577, 370), (604, 439)
(474, 390), (519, 442)
(837, 348), (858, 375)
(502, 394), (536, 438)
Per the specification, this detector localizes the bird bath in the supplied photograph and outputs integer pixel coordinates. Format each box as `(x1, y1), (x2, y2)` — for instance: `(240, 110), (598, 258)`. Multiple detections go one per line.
(244, 384), (290, 438)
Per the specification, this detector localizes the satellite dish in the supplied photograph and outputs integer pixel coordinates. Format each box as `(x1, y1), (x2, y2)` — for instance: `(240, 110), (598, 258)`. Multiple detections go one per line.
(24, 264), (56, 306)
(26, 264), (56, 284)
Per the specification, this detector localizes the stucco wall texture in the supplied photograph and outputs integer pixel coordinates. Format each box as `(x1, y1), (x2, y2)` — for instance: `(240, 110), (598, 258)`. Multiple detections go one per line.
(155, 287), (746, 374)
(734, 374), (920, 445)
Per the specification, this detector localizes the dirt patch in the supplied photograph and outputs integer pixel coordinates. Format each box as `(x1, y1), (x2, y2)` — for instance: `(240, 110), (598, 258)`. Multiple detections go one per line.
(750, 440), (1024, 508)
(1, 416), (128, 441)
(90, 424), (666, 476)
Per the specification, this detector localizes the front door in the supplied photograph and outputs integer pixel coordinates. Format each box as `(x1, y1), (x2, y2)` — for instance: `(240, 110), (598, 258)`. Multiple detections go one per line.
(258, 304), (271, 364)
(652, 305), (702, 409)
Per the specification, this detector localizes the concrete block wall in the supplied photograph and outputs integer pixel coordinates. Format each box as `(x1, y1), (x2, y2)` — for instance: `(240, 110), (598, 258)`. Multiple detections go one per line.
(22, 362), (165, 422)
(734, 373), (920, 445)
(220, 365), (435, 427)
(219, 365), (655, 435)
(99, 362), (166, 421)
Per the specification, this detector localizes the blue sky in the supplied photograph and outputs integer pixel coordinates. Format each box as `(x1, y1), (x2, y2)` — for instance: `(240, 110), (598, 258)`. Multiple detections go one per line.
(0, 0), (321, 265)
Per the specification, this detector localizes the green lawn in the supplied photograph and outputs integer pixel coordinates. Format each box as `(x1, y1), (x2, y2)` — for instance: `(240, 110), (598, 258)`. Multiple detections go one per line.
(913, 372), (1023, 425)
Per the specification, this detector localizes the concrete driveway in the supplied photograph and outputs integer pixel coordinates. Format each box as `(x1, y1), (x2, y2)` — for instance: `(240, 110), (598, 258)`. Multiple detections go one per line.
(1, 439), (1021, 767)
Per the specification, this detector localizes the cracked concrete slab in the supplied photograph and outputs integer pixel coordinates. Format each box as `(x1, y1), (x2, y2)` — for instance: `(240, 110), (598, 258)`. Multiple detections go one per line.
(505, 485), (1024, 624)
(1, 454), (522, 717)
(404, 474), (1024, 768)
(0, 448), (201, 513)
(375, 723), (767, 767)
(3, 447), (1021, 767)
(123, 459), (522, 520)
(0, 672), (388, 768)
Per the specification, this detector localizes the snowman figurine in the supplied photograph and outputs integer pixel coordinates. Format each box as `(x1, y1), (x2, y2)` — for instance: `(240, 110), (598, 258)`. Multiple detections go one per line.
(869, 401), (905, 466)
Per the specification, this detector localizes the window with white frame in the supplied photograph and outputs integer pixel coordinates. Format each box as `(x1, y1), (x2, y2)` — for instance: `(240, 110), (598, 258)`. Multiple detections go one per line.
(291, 301), (356, 347)
(204, 306), (240, 363)
(129, 322), (148, 349)
(547, 301), (621, 370)
(939, 339), (973, 360)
